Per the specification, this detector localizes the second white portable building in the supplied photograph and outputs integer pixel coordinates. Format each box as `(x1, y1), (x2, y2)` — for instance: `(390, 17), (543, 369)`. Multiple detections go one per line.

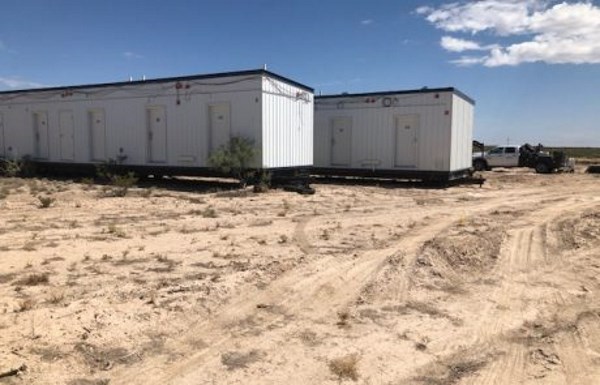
(313, 88), (474, 181)
(0, 69), (313, 178)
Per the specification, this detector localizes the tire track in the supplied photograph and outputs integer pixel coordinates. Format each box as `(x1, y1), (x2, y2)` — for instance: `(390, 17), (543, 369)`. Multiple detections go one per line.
(462, 200), (600, 385)
(110, 185), (600, 385)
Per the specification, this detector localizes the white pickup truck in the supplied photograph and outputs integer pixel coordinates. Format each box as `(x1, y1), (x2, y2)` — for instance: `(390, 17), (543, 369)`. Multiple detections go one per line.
(472, 143), (574, 173)
(473, 145), (521, 170)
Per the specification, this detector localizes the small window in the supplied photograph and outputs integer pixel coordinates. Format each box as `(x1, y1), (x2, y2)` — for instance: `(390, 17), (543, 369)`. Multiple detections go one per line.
(489, 147), (504, 155)
(505, 147), (516, 154)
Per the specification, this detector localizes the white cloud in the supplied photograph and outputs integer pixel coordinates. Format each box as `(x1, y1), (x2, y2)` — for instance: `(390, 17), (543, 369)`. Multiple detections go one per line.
(451, 56), (488, 66)
(361, 19), (373, 25)
(123, 51), (143, 59)
(418, 0), (540, 35)
(441, 36), (489, 52)
(0, 77), (47, 90)
(418, 1), (600, 66)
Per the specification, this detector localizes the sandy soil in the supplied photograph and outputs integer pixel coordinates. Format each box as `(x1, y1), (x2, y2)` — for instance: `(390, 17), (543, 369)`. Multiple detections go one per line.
(1, 166), (599, 385)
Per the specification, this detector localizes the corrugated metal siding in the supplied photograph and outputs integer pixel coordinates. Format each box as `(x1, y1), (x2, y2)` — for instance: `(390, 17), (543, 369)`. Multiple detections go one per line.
(450, 95), (474, 171)
(0, 75), (264, 167)
(314, 91), (454, 172)
(261, 77), (313, 168)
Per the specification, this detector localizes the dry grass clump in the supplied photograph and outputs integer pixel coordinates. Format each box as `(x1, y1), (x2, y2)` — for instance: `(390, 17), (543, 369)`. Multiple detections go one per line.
(328, 353), (360, 381)
(74, 342), (139, 370)
(17, 297), (36, 312)
(220, 349), (265, 371)
(22, 242), (37, 251)
(37, 195), (55, 208)
(106, 223), (127, 238)
(15, 272), (50, 286)
(0, 186), (9, 200)
(412, 356), (489, 385)
(336, 310), (352, 328)
(0, 273), (17, 284)
(200, 206), (218, 218)
(47, 289), (66, 304)
(67, 378), (110, 385)
(297, 329), (321, 346)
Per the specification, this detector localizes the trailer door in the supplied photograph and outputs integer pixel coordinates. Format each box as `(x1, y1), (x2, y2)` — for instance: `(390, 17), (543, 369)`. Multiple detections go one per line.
(331, 117), (352, 166)
(59, 110), (75, 161)
(0, 113), (5, 157)
(147, 106), (167, 163)
(33, 111), (49, 159)
(394, 114), (418, 168)
(209, 103), (231, 152)
(89, 110), (106, 161)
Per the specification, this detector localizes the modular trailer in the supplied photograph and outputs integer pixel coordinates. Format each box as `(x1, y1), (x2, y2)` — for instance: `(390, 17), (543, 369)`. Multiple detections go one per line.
(0, 69), (313, 180)
(313, 88), (474, 182)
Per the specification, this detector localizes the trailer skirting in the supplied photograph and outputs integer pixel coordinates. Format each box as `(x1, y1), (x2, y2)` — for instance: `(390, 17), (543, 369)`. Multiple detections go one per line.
(21, 160), (310, 182)
(311, 167), (473, 183)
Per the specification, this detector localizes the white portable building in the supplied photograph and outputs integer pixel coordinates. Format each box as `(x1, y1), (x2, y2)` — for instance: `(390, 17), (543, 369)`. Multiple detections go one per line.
(313, 88), (474, 181)
(0, 69), (313, 177)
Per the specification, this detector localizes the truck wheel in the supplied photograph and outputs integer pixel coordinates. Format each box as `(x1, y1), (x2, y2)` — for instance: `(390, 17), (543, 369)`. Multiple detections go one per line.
(473, 159), (487, 171)
(535, 162), (550, 174)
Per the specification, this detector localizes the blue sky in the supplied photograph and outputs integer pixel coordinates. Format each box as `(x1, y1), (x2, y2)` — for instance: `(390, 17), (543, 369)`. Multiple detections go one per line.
(1, 0), (599, 146)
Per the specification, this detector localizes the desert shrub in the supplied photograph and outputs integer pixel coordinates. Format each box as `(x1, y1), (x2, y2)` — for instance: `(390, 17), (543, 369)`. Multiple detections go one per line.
(95, 160), (138, 197)
(106, 223), (127, 238)
(110, 172), (138, 196)
(200, 206), (218, 218)
(15, 273), (50, 286)
(208, 136), (258, 186)
(1, 156), (36, 177)
(221, 350), (264, 371)
(329, 353), (360, 381)
(17, 297), (36, 312)
(0, 187), (9, 200)
(98, 172), (138, 197)
(253, 170), (271, 193)
(0, 158), (21, 177)
(38, 195), (55, 208)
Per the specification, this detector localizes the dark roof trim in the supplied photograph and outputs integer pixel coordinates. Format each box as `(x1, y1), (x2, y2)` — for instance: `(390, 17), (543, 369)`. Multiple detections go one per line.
(316, 87), (475, 105)
(0, 69), (313, 95)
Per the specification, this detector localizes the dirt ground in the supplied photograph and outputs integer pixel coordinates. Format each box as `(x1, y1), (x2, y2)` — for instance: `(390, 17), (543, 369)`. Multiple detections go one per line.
(1, 165), (599, 385)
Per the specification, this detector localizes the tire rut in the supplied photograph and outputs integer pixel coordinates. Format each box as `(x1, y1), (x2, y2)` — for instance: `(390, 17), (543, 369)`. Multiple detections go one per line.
(112, 190), (600, 385)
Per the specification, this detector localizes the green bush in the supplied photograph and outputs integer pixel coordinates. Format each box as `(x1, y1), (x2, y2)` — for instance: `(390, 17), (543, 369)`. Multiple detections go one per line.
(208, 136), (258, 186)
(0, 156), (35, 177)
(105, 172), (138, 197)
(1, 159), (21, 177)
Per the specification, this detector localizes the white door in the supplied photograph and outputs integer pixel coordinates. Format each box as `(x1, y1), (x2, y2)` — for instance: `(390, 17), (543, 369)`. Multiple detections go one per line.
(59, 110), (75, 161)
(89, 110), (106, 161)
(209, 104), (231, 152)
(147, 107), (167, 163)
(394, 114), (418, 167)
(0, 113), (5, 157)
(331, 117), (351, 166)
(33, 111), (49, 159)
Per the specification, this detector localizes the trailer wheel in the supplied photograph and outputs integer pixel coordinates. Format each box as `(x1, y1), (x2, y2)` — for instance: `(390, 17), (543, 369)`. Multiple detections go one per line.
(535, 161), (550, 174)
(473, 159), (487, 172)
